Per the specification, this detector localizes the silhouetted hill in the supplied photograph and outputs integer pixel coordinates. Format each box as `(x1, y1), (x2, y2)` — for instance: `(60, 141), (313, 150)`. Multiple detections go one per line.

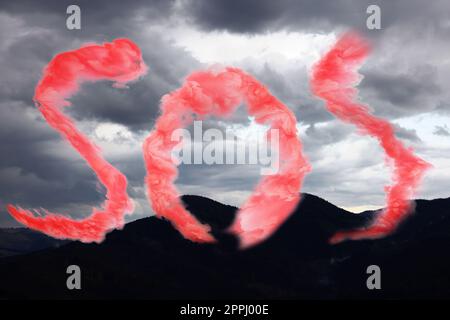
(0, 194), (450, 299)
(0, 228), (66, 258)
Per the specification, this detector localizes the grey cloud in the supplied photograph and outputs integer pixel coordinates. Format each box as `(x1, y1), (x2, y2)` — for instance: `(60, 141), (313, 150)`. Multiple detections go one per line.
(360, 66), (441, 118)
(305, 122), (353, 146)
(394, 125), (422, 143)
(0, 128), (102, 212)
(245, 64), (333, 125)
(433, 125), (450, 137)
(1, 0), (174, 33)
(67, 31), (202, 130)
(181, 0), (450, 122)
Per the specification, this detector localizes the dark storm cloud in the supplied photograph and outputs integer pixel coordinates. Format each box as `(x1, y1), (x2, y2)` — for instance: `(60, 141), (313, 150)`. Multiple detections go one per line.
(0, 1), (191, 226)
(0, 102), (103, 206)
(180, 0), (366, 33)
(1, 0), (449, 228)
(68, 32), (202, 131)
(0, 32), (74, 109)
(0, 0), (199, 130)
(179, 0), (447, 35)
(360, 66), (441, 117)
(1, 0), (174, 29)
(180, 0), (450, 121)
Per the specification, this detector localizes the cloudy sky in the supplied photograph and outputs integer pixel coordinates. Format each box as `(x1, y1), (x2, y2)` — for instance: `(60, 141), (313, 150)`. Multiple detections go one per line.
(0, 0), (449, 227)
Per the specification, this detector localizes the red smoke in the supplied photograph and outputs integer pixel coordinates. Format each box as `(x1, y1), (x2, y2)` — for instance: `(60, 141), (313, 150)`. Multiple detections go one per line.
(143, 67), (311, 248)
(8, 34), (426, 247)
(7, 39), (148, 242)
(310, 32), (431, 244)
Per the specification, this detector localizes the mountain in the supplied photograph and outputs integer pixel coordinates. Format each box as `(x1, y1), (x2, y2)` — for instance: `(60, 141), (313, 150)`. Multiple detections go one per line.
(0, 228), (66, 258)
(0, 194), (450, 299)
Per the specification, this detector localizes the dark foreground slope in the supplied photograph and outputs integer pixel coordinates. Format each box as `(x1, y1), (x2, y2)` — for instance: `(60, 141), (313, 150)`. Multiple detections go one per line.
(0, 194), (450, 299)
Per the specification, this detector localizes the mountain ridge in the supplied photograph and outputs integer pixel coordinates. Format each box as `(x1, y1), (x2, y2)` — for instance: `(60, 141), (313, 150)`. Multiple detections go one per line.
(1, 193), (450, 299)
